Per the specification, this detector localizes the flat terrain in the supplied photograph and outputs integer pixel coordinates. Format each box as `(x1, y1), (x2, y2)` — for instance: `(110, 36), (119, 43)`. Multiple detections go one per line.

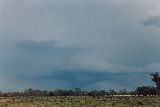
(0, 96), (160, 107)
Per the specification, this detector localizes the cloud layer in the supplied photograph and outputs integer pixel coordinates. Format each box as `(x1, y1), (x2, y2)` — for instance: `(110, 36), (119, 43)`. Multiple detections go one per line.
(0, 0), (160, 91)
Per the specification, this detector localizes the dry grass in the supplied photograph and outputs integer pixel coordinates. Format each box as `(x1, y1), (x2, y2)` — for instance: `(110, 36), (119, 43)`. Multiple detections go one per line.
(0, 96), (160, 107)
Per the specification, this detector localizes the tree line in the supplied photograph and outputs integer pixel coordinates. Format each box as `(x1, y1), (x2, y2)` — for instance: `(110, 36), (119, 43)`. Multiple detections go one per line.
(0, 72), (160, 97)
(0, 88), (123, 97)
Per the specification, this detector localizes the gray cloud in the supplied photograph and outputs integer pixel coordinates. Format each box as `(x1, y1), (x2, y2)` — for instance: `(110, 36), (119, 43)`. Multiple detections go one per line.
(0, 0), (160, 90)
(143, 16), (160, 27)
(1, 40), (82, 76)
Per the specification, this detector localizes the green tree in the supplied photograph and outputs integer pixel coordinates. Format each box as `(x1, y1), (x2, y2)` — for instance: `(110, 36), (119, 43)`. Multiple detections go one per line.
(150, 72), (160, 94)
(136, 86), (156, 96)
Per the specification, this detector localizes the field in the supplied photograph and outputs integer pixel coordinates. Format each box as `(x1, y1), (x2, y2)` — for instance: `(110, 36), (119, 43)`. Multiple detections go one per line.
(0, 96), (160, 107)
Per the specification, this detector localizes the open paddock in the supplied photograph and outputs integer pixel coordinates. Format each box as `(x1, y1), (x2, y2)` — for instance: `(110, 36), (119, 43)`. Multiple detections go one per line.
(0, 96), (159, 107)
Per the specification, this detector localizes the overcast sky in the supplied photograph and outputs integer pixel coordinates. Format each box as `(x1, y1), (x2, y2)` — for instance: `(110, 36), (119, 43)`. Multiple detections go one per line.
(0, 0), (160, 91)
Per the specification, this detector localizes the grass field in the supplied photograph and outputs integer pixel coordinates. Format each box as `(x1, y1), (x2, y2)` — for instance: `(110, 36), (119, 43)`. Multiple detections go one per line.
(0, 96), (160, 107)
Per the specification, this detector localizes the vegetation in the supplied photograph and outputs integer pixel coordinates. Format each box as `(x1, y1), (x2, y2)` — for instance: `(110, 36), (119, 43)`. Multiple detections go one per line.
(0, 96), (160, 107)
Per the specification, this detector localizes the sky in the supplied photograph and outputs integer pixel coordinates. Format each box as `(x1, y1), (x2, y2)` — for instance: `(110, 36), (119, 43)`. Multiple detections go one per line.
(0, 0), (160, 91)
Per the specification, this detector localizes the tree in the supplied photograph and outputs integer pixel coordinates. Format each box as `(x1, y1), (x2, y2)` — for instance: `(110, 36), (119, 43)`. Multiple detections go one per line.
(150, 72), (160, 94)
(48, 91), (54, 96)
(99, 90), (106, 96)
(119, 89), (127, 95)
(74, 88), (82, 96)
(136, 86), (157, 96)
(88, 90), (99, 97)
(108, 89), (117, 96)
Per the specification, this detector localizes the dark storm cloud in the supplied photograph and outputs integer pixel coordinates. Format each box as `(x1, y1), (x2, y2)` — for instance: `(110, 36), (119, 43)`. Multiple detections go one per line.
(17, 69), (153, 91)
(1, 40), (83, 76)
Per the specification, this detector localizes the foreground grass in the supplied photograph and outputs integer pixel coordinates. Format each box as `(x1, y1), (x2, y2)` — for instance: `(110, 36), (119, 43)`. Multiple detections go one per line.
(0, 96), (160, 107)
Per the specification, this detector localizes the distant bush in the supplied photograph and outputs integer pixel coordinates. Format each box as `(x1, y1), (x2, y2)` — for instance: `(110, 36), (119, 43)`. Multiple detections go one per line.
(136, 86), (157, 96)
